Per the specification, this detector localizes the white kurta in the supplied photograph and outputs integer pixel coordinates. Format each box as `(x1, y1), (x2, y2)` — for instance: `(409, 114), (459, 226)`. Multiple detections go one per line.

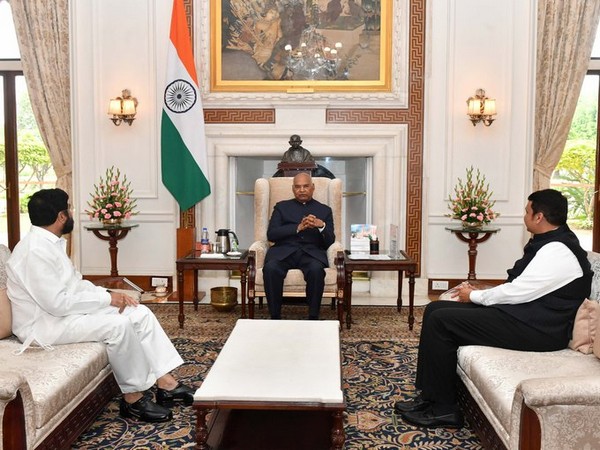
(469, 242), (584, 306)
(7, 226), (183, 393)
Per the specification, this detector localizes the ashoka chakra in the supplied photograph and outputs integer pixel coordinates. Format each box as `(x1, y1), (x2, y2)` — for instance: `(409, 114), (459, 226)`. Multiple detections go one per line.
(164, 79), (197, 113)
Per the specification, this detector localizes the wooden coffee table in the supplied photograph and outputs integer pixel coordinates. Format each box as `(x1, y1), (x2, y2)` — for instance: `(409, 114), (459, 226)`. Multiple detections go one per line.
(193, 320), (346, 450)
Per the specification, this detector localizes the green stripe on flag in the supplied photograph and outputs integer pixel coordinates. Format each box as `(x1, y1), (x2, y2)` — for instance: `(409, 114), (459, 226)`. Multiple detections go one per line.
(161, 111), (210, 211)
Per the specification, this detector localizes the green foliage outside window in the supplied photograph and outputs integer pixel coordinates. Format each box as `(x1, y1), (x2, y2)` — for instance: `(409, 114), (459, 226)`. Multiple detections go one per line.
(552, 76), (598, 231)
(0, 87), (54, 212)
(554, 140), (596, 229)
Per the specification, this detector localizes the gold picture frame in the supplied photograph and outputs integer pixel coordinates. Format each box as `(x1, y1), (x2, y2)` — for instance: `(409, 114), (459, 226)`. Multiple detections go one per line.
(210, 0), (393, 93)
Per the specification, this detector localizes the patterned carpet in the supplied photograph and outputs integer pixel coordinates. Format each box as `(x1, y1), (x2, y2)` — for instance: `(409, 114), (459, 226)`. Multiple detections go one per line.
(72, 304), (483, 449)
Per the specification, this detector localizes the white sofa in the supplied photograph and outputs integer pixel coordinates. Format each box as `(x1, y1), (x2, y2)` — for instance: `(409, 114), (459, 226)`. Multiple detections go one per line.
(457, 251), (600, 450)
(0, 245), (118, 450)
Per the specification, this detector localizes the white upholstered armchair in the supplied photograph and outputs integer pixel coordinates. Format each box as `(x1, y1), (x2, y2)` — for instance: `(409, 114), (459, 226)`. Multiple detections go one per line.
(247, 177), (345, 323)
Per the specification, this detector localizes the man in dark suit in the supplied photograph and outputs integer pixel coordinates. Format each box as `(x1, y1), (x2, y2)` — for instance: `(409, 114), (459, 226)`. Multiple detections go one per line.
(263, 172), (335, 319)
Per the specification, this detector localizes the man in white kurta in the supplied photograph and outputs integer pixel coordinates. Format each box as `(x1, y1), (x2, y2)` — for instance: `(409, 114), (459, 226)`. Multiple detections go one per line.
(7, 188), (193, 423)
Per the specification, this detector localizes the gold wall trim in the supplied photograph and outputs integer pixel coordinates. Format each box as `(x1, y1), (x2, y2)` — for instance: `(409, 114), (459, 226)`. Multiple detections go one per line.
(204, 109), (275, 124)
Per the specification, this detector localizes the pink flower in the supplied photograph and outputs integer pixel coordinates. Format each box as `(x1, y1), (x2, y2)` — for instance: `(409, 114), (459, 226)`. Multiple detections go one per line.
(469, 212), (476, 218)
(101, 208), (107, 214)
(461, 214), (467, 220)
(113, 211), (122, 217)
(125, 212), (131, 219)
(477, 214), (484, 221)
(105, 203), (113, 209)
(115, 202), (122, 208)
(104, 213), (111, 219)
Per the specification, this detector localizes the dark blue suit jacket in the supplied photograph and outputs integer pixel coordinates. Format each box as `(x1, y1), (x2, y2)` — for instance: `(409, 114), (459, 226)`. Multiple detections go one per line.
(265, 198), (335, 266)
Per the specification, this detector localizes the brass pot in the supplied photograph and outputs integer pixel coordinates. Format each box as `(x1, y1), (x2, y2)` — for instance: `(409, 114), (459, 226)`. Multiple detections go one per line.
(210, 287), (238, 312)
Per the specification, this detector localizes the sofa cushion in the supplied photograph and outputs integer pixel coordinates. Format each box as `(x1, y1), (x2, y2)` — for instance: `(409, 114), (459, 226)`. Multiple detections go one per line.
(594, 311), (600, 359)
(568, 299), (599, 354)
(587, 250), (600, 300)
(0, 337), (109, 432)
(0, 288), (11, 339)
(0, 244), (12, 338)
(255, 268), (339, 293)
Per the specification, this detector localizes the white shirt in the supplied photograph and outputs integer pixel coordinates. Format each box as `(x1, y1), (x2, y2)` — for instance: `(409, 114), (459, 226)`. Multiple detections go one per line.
(7, 226), (111, 347)
(470, 242), (584, 306)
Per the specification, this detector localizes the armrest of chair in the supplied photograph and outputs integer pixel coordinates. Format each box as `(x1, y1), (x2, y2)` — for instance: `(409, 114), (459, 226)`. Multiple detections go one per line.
(327, 242), (344, 267)
(517, 375), (600, 407)
(248, 240), (270, 269)
(0, 370), (28, 407)
(0, 370), (35, 449)
(509, 375), (600, 450)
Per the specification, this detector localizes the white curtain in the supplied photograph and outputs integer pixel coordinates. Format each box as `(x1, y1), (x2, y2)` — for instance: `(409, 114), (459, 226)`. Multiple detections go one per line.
(10, 0), (74, 254)
(10, 0), (72, 194)
(533, 0), (600, 191)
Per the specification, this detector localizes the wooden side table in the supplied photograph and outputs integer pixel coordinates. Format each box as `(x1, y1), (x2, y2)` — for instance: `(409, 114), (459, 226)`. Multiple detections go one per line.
(445, 225), (500, 280)
(343, 251), (417, 330)
(84, 222), (139, 277)
(176, 250), (249, 328)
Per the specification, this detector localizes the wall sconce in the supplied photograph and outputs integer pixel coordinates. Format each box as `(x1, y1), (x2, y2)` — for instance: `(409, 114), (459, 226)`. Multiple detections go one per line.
(108, 89), (138, 126)
(466, 88), (496, 127)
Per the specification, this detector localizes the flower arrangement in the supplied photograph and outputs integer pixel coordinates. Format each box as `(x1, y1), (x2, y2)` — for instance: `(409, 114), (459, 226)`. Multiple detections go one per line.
(86, 166), (137, 223)
(447, 166), (498, 228)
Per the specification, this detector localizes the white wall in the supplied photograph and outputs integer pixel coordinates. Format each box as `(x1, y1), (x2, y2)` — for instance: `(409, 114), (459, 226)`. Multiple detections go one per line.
(424, 0), (536, 280)
(70, 0), (537, 292)
(71, 0), (177, 278)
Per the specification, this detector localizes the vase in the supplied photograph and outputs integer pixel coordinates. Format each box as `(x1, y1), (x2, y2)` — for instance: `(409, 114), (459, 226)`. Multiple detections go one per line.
(461, 221), (483, 230)
(102, 218), (122, 226)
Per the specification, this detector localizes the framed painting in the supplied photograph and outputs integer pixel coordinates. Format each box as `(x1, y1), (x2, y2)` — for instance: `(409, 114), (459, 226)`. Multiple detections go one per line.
(210, 0), (393, 93)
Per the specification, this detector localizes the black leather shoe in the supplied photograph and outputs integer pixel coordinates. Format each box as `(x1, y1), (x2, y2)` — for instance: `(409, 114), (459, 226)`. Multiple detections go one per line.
(156, 383), (195, 407)
(401, 407), (464, 428)
(394, 396), (430, 414)
(119, 396), (173, 423)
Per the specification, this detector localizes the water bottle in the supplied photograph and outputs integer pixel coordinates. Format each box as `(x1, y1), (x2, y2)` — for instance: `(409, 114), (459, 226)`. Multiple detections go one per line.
(200, 228), (211, 253)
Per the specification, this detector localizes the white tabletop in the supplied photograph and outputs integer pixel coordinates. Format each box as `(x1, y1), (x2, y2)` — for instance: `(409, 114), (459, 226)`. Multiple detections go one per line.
(194, 319), (344, 405)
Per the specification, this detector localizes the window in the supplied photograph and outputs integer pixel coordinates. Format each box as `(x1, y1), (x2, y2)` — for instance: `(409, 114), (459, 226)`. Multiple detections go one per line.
(0, 0), (56, 248)
(551, 25), (600, 251)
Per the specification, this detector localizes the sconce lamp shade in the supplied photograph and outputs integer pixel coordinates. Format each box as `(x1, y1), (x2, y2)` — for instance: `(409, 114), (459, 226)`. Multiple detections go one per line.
(108, 89), (138, 126)
(466, 88), (496, 127)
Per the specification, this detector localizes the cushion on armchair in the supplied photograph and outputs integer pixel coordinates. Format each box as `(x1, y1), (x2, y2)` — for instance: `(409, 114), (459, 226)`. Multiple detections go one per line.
(0, 244), (12, 338)
(568, 299), (599, 354)
(594, 308), (600, 359)
(0, 289), (11, 339)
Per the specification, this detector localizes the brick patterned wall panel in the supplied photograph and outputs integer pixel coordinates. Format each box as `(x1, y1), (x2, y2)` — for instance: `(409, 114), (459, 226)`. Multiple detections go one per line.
(204, 109), (276, 124)
(326, 109), (409, 124)
(183, 0), (193, 42)
(181, 208), (196, 229)
(326, 0), (425, 273)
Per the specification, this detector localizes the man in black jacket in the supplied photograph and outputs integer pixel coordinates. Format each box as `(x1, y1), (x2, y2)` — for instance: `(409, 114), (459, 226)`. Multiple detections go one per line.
(263, 172), (335, 319)
(396, 189), (593, 428)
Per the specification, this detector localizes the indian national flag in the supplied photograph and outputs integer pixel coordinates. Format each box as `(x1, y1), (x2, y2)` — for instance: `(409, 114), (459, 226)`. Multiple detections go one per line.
(161, 0), (210, 210)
